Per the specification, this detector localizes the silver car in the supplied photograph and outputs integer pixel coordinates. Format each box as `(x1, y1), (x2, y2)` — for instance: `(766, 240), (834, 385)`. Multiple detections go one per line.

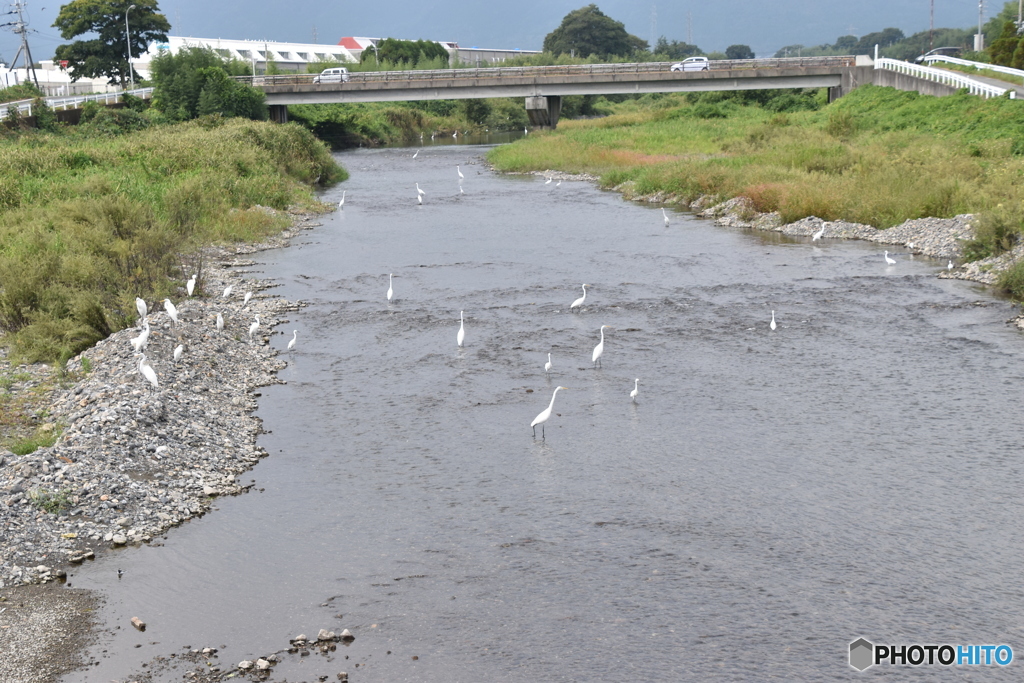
(670, 57), (709, 72)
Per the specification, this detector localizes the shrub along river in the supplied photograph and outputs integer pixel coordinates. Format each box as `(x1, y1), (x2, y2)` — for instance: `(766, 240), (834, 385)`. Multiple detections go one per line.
(64, 144), (1024, 681)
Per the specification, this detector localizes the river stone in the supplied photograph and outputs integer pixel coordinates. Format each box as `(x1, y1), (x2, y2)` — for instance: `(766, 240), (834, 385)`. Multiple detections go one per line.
(256, 658), (271, 670)
(111, 534), (127, 545)
(238, 660), (253, 670)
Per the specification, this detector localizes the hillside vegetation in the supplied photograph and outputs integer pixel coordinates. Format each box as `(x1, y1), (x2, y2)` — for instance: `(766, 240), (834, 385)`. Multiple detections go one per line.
(0, 118), (343, 364)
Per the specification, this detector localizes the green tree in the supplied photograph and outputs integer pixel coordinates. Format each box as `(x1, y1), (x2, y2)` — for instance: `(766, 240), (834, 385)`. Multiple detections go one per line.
(362, 38), (449, 66)
(543, 5), (648, 58)
(150, 46), (266, 121)
(989, 21), (1020, 65)
(725, 44), (754, 60)
(653, 37), (701, 60)
(856, 28), (905, 52)
(53, 0), (170, 87)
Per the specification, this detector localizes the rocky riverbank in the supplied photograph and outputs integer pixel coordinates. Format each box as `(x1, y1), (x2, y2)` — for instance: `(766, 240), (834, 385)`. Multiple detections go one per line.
(0, 207), (323, 682)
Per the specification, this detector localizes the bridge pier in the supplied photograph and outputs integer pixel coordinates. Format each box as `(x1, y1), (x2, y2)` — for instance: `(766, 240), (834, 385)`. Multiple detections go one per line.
(525, 96), (561, 130)
(269, 104), (289, 124)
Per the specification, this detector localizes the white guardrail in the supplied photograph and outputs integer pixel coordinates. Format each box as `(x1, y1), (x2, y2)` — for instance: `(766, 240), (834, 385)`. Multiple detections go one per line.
(922, 54), (1024, 82)
(0, 87), (154, 119)
(875, 57), (1015, 98)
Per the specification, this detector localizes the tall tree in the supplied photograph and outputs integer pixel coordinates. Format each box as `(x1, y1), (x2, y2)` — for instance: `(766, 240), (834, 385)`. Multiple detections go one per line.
(54, 0), (170, 87)
(149, 46), (265, 121)
(543, 5), (648, 59)
(654, 37), (702, 60)
(725, 44), (755, 60)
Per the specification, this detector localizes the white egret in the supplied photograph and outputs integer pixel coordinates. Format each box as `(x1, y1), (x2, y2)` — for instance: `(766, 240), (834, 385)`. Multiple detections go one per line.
(884, 251), (896, 265)
(457, 165), (464, 180)
(416, 183), (426, 197)
(948, 260), (954, 271)
(163, 299), (179, 325)
(630, 378), (640, 403)
(412, 149), (419, 159)
(452, 130), (458, 138)
(545, 176), (552, 185)
(173, 344), (183, 363)
(130, 320), (150, 353)
(136, 354), (158, 389)
(531, 386), (567, 438)
(223, 284), (233, 298)
(135, 297), (147, 323)
(770, 310), (777, 331)
(592, 325), (612, 368)
(248, 314), (261, 341)
(812, 224), (825, 241)
(288, 330), (297, 351)
(570, 284), (589, 312)
(338, 190), (346, 208)
(545, 353), (552, 374)
(186, 274), (196, 297)
(662, 208), (670, 227)
(216, 312), (224, 332)
(243, 291), (252, 307)
(387, 273), (394, 302)
(457, 310), (465, 347)
(556, 179), (562, 188)
(524, 127), (528, 135)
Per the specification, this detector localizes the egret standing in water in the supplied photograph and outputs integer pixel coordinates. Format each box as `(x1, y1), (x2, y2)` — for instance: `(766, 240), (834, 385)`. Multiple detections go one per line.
(135, 297), (147, 324)
(948, 260), (954, 271)
(884, 251), (896, 265)
(338, 190), (345, 208)
(136, 354), (158, 389)
(545, 353), (552, 374)
(662, 208), (670, 227)
(457, 165), (464, 181)
(630, 378), (640, 403)
(216, 312), (224, 332)
(812, 224), (825, 241)
(592, 325), (612, 368)
(412, 149), (419, 159)
(163, 299), (179, 325)
(186, 274), (197, 297)
(248, 314), (261, 341)
(387, 273), (394, 303)
(770, 310), (777, 331)
(570, 284), (589, 312)
(457, 311), (465, 347)
(415, 183), (426, 204)
(531, 386), (567, 439)
(287, 330), (297, 351)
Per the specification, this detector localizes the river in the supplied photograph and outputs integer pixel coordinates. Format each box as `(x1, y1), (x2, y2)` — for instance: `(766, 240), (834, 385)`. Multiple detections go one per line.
(63, 144), (1024, 681)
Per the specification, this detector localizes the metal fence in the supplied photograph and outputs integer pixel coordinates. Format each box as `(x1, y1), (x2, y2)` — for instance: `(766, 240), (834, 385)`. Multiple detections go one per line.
(0, 87), (155, 120)
(874, 58), (1014, 99)
(233, 56), (858, 88)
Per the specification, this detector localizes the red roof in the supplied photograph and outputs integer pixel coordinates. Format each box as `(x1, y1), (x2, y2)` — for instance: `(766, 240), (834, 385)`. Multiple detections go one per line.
(338, 37), (364, 50)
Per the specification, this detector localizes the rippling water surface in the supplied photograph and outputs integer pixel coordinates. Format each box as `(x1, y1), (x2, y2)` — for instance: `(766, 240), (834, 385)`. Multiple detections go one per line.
(65, 145), (1024, 682)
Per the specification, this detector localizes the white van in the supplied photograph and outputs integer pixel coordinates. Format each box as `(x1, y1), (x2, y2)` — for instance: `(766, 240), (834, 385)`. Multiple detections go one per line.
(313, 67), (350, 84)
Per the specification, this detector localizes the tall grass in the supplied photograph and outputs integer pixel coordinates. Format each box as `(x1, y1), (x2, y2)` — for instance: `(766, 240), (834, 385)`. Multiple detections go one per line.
(489, 86), (1024, 231)
(0, 117), (344, 362)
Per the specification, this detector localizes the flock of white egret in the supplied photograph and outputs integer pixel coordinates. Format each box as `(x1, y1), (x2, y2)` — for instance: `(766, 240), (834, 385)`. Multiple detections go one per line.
(129, 282), (294, 391)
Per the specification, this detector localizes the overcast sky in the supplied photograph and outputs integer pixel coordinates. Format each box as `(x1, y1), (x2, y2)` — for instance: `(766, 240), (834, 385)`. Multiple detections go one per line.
(0, 1), (998, 67)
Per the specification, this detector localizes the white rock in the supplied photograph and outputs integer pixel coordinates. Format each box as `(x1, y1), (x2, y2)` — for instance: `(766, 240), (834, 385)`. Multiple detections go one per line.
(317, 628), (335, 641)
(256, 658), (271, 670)
(238, 660), (253, 670)
(112, 534), (127, 545)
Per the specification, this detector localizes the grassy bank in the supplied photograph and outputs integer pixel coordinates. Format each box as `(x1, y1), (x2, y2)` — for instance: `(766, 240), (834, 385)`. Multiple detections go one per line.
(0, 117), (344, 364)
(490, 86), (1024, 268)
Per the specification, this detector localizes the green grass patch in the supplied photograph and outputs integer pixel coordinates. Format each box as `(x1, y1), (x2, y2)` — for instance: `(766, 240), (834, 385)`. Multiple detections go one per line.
(0, 117), (345, 363)
(489, 85), (1024, 232)
(28, 487), (74, 515)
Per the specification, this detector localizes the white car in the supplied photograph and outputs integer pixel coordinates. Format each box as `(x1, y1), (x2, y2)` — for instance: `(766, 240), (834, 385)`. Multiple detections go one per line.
(313, 67), (350, 84)
(670, 57), (709, 72)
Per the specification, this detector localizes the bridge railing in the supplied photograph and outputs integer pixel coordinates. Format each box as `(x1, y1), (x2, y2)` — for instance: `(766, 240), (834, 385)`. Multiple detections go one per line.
(874, 58), (1013, 99)
(922, 54), (1024, 82)
(0, 87), (155, 119)
(234, 56), (858, 88)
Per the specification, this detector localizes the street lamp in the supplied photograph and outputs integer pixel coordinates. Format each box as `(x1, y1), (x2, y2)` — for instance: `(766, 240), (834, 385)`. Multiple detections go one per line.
(125, 4), (137, 90)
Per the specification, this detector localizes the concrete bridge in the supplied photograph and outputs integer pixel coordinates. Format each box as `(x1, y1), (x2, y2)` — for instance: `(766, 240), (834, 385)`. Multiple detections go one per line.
(239, 56), (873, 128)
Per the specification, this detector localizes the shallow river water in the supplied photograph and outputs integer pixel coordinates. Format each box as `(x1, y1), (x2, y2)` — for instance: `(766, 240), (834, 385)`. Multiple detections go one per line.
(64, 144), (1024, 681)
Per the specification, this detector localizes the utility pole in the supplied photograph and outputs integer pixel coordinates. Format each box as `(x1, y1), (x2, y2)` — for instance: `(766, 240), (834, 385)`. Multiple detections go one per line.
(649, 4), (656, 52)
(976, 0), (985, 51)
(930, 0), (934, 51)
(2, 1), (39, 88)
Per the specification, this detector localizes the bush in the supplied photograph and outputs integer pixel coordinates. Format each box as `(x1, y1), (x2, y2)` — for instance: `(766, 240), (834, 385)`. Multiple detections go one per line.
(963, 204), (1023, 260)
(997, 257), (1024, 299)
